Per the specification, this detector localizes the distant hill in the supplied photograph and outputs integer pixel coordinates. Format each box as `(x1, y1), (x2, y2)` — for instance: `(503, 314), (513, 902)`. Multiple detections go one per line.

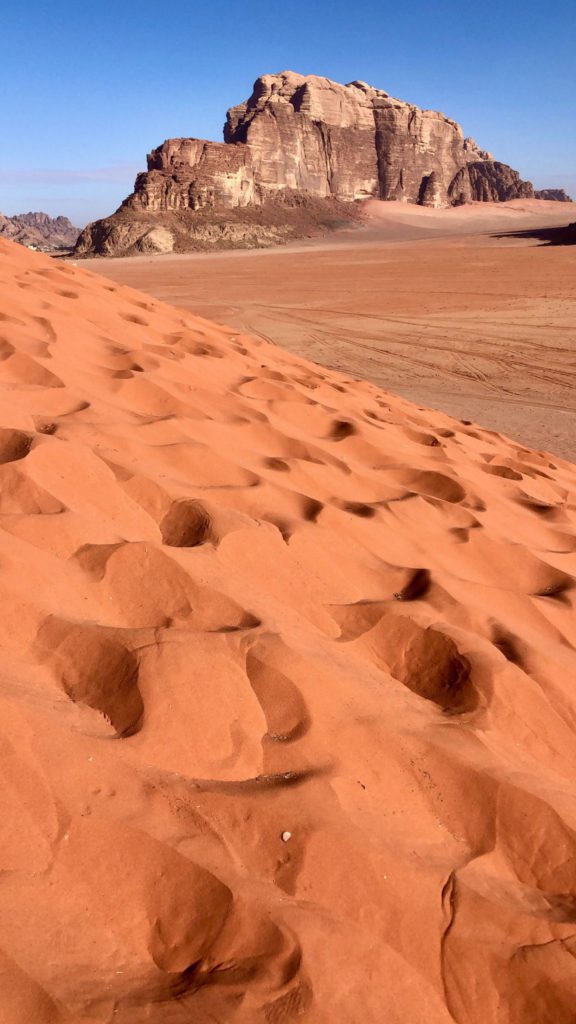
(0, 211), (79, 250)
(534, 188), (573, 202)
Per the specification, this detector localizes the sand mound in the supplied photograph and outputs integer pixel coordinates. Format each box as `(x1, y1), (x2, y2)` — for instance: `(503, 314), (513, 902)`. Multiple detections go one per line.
(1, 237), (576, 1022)
(361, 197), (576, 235)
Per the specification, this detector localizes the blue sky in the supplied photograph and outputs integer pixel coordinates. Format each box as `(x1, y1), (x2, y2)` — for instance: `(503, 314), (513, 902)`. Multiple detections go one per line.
(2, 0), (575, 225)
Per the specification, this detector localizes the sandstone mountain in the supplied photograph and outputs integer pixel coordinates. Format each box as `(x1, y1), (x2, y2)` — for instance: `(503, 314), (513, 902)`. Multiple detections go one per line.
(534, 188), (573, 202)
(76, 71), (536, 257)
(0, 211), (79, 250)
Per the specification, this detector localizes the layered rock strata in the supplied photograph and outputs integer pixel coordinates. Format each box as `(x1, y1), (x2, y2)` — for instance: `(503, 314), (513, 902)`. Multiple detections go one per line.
(76, 71), (537, 256)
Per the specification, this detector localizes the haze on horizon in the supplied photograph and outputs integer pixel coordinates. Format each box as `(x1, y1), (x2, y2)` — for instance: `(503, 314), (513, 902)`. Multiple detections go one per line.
(2, 0), (575, 226)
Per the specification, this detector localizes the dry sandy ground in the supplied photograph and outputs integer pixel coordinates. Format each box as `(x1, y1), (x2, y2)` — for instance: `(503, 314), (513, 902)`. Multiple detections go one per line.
(85, 199), (576, 461)
(3, 236), (576, 1022)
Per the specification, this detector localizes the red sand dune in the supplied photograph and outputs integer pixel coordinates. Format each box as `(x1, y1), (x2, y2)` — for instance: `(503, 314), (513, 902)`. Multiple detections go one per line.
(1, 237), (576, 1022)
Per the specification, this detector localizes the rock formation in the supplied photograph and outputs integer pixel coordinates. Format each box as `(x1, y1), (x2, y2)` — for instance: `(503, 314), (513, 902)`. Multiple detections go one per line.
(464, 161), (534, 203)
(0, 211), (79, 250)
(75, 71), (536, 256)
(534, 188), (573, 201)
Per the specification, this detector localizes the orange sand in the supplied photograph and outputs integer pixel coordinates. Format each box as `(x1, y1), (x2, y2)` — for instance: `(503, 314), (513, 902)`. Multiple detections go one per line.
(2, 236), (576, 1022)
(85, 199), (576, 460)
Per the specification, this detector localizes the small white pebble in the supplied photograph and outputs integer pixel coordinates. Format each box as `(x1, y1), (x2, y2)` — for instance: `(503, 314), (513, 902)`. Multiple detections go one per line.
(281, 831), (292, 843)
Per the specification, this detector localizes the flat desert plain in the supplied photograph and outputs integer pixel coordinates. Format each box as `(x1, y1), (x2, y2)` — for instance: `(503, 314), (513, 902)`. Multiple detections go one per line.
(86, 199), (576, 460)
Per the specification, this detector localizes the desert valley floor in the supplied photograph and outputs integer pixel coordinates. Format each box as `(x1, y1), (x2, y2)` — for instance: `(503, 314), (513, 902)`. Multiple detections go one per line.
(85, 199), (576, 461)
(1, 198), (576, 1023)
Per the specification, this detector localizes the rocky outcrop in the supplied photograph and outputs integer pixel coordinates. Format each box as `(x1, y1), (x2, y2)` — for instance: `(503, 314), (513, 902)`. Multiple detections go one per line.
(75, 71), (536, 256)
(0, 211), (79, 249)
(464, 161), (535, 202)
(74, 196), (361, 257)
(534, 188), (572, 202)
(130, 139), (256, 211)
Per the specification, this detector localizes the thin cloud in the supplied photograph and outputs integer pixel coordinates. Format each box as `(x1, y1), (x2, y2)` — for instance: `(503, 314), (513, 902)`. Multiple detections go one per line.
(0, 163), (140, 185)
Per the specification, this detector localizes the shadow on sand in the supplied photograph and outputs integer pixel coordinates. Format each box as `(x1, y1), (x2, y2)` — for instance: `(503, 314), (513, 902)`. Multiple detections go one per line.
(493, 222), (576, 246)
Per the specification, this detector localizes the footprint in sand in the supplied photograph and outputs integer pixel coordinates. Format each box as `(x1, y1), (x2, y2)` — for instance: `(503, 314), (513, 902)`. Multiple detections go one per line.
(120, 312), (149, 326)
(377, 617), (476, 712)
(401, 427), (442, 447)
(387, 468), (467, 503)
(333, 500), (378, 518)
(333, 604), (477, 713)
(480, 463), (523, 480)
(328, 419), (357, 441)
(0, 468), (65, 515)
(36, 619), (143, 738)
(263, 457), (291, 472)
(246, 646), (311, 743)
(393, 568), (432, 601)
(33, 419), (58, 435)
(0, 427), (33, 464)
(300, 496), (324, 523)
(74, 540), (260, 631)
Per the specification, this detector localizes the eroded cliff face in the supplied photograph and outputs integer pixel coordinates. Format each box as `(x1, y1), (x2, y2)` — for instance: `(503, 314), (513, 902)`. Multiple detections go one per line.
(129, 140), (256, 212)
(224, 75), (380, 201)
(75, 71), (536, 256)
